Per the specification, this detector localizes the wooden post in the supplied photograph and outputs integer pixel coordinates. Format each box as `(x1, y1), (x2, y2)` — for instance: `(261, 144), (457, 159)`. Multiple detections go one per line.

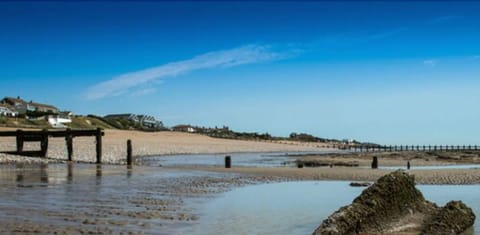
(407, 161), (410, 170)
(371, 156), (378, 169)
(96, 128), (102, 164)
(16, 129), (24, 152)
(225, 155), (231, 168)
(40, 128), (49, 157)
(127, 139), (133, 166)
(66, 128), (73, 161)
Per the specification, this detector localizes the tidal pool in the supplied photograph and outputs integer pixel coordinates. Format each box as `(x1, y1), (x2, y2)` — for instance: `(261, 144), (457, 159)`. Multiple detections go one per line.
(186, 181), (480, 235)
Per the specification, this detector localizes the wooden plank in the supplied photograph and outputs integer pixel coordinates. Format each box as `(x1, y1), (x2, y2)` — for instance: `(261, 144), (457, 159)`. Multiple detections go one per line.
(22, 135), (44, 142)
(0, 129), (104, 138)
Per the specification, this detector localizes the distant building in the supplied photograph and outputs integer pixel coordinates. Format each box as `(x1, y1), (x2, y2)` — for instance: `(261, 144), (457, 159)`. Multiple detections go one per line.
(1, 96), (59, 114)
(47, 112), (72, 128)
(138, 115), (163, 129)
(172, 125), (196, 133)
(104, 113), (163, 129)
(0, 104), (18, 117)
(104, 113), (139, 122)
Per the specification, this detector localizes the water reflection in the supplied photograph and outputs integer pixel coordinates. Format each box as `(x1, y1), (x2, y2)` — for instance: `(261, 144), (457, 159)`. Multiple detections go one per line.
(126, 165), (133, 178)
(67, 162), (73, 183)
(16, 163), (49, 187)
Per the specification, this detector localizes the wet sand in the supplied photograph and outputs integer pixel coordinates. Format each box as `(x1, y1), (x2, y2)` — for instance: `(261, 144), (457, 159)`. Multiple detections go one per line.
(180, 166), (480, 185)
(293, 151), (480, 167)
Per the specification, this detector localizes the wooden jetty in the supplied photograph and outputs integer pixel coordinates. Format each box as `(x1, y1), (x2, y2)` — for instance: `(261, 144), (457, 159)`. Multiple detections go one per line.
(344, 144), (479, 152)
(0, 128), (104, 163)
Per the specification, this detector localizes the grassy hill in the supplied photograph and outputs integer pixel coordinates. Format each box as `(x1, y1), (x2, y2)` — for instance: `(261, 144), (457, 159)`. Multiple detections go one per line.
(0, 115), (115, 129)
(68, 116), (115, 129)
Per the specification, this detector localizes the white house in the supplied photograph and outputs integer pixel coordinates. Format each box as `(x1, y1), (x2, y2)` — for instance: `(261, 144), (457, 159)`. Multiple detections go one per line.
(0, 105), (18, 117)
(47, 112), (72, 128)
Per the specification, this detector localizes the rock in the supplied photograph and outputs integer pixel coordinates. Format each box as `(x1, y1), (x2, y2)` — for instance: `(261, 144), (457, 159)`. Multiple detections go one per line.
(349, 182), (371, 187)
(421, 200), (475, 235)
(313, 170), (475, 235)
(296, 160), (359, 167)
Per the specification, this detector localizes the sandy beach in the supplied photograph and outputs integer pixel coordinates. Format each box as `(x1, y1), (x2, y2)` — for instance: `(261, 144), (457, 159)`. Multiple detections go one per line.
(0, 128), (327, 164)
(1, 128), (480, 185)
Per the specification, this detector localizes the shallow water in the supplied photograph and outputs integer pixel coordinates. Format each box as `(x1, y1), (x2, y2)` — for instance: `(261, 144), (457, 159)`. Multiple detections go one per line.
(0, 163), (230, 234)
(188, 181), (480, 235)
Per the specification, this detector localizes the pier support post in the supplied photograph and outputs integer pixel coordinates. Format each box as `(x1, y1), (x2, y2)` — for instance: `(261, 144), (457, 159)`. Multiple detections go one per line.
(407, 161), (410, 170)
(16, 129), (24, 152)
(371, 156), (378, 169)
(225, 155), (231, 168)
(127, 139), (133, 166)
(96, 128), (102, 164)
(66, 128), (73, 161)
(40, 128), (49, 157)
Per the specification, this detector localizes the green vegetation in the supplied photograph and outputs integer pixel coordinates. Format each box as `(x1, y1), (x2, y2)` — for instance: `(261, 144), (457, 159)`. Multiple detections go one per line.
(0, 116), (48, 128)
(68, 116), (115, 129)
(178, 125), (349, 144)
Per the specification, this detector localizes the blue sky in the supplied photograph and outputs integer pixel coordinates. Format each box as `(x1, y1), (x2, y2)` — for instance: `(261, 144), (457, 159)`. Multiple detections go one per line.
(1, 1), (480, 145)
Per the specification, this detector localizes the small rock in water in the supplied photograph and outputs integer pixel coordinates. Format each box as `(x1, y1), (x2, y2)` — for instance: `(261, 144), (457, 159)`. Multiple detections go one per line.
(349, 182), (371, 187)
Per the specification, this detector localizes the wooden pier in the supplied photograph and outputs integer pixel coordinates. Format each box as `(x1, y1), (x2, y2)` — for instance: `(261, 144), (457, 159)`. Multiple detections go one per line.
(0, 128), (104, 163)
(340, 144), (480, 152)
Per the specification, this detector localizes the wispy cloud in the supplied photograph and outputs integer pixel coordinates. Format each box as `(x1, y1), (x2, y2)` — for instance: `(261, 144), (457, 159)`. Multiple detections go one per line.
(473, 55), (480, 60)
(129, 88), (157, 97)
(85, 44), (290, 100)
(423, 59), (437, 67)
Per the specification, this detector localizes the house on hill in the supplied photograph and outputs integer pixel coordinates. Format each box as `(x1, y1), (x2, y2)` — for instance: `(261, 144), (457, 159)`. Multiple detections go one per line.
(47, 111), (73, 128)
(1, 96), (59, 114)
(104, 113), (140, 122)
(0, 104), (18, 117)
(138, 115), (163, 129)
(172, 124), (196, 133)
(104, 113), (163, 129)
